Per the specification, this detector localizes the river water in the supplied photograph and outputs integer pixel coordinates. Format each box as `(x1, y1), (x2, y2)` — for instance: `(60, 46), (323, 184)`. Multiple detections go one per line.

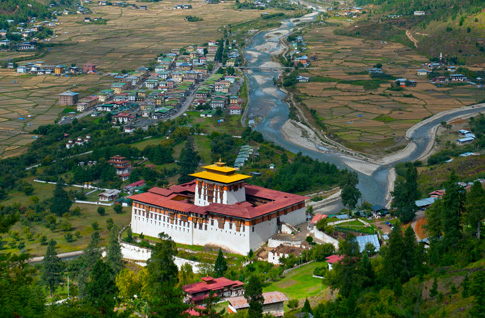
(243, 10), (485, 212)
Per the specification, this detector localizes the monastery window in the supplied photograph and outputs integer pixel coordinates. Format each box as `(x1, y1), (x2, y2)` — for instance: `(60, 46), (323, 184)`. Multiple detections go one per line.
(252, 227), (254, 232)
(211, 220), (214, 226)
(205, 224), (207, 231)
(229, 223), (232, 230)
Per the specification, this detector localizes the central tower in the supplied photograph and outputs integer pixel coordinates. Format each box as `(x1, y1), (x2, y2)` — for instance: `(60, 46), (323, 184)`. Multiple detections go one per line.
(190, 161), (251, 206)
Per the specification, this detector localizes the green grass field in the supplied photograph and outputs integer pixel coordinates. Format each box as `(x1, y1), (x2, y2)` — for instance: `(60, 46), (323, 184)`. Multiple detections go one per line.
(263, 262), (326, 300)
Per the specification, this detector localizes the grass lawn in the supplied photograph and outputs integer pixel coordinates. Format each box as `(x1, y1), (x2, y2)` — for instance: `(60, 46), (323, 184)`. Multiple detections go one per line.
(1, 203), (131, 257)
(263, 262), (325, 300)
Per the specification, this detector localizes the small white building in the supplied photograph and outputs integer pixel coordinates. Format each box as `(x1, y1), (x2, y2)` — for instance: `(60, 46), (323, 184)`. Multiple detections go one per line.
(99, 189), (121, 201)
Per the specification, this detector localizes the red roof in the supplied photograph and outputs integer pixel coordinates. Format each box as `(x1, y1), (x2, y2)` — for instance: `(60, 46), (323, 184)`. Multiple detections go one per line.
(185, 306), (205, 316)
(326, 255), (344, 264)
(229, 106), (242, 110)
(128, 181), (307, 220)
(125, 180), (145, 188)
(311, 214), (327, 224)
(183, 277), (244, 295)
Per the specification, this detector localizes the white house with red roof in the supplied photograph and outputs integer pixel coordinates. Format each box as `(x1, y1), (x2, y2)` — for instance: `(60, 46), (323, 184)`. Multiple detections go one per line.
(128, 161), (307, 255)
(183, 276), (244, 305)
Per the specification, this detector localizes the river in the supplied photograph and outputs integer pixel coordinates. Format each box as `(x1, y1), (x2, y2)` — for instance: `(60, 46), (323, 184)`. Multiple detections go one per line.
(243, 7), (485, 212)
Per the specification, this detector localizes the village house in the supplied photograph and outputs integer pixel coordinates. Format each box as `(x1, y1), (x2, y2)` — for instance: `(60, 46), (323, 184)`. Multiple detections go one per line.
(99, 189), (121, 202)
(97, 89), (114, 102)
(76, 96), (99, 112)
(183, 276), (244, 305)
(229, 105), (242, 115)
(83, 63), (96, 73)
(267, 242), (309, 265)
(326, 255), (344, 270)
(112, 82), (129, 94)
(449, 74), (467, 82)
(59, 90), (79, 106)
(416, 69), (428, 76)
(113, 112), (135, 124)
(108, 155), (131, 181)
(227, 291), (288, 316)
(294, 55), (308, 66)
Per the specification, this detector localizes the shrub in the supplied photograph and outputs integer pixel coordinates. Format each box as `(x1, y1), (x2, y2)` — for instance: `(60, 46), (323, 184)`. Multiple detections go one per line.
(113, 204), (123, 214)
(287, 299), (299, 309)
(71, 207), (81, 216)
(74, 231), (81, 238)
(59, 221), (72, 231)
(64, 233), (74, 242)
(92, 221), (99, 230)
(97, 207), (106, 216)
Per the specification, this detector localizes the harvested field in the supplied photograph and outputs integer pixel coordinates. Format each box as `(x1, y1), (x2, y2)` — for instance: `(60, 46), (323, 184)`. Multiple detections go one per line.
(40, 0), (281, 71)
(0, 69), (113, 158)
(293, 22), (485, 154)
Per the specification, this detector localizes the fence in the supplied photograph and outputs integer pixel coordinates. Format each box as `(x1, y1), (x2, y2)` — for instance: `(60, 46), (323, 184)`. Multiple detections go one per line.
(74, 200), (113, 206)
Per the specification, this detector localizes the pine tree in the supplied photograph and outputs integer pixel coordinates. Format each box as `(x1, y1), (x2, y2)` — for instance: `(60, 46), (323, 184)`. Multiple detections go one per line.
(245, 275), (264, 318)
(302, 298), (312, 314)
(430, 277), (438, 298)
(106, 225), (123, 275)
(41, 240), (64, 297)
(178, 137), (200, 184)
(392, 164), (420, 224)
(77, 232), (102, 298)
(214, 249), (227, 278)
(470, 271), (485, 317)
(85, 259), (117, 315)
(50, 182), (72, 216)
(146, 232), (188, 316)
(340, 172), (361, 218)
(382, 225), (406, 285)
(441, 171), (466, 248)
(465, 181), (485, 240)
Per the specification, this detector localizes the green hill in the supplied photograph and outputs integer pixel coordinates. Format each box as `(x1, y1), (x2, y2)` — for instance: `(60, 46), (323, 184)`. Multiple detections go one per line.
(341, 0), (485, 64)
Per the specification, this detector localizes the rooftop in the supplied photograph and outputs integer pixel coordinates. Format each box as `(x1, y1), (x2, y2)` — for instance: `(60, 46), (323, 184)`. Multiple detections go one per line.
(183, 277), (244, 295)
(190, 161), (251, 184)
(228, 291), (288, 310)
(128, 181), (307, 220)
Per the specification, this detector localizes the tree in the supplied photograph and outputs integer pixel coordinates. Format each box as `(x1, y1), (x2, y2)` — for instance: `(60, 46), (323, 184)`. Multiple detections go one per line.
(126, 226), (133, 243)
(302, 298), (312, 314)
(382, 225), (406, 285)
(41, 240), (64, 297)
(146, 233), (188, 316)
(392, 164), (420, 224)
(214, 249), (228, 278)
(470, 270), (485, 317)
(197, 290), (224, 317)
(116, 268), (141, 300)
(97, 206), (106, 216)
(0, 253), (46, 318)
(106, 225), (123, 275)
(441, 171), (466, 248)
(74, 232), (102, 298)
(85, 259), (117, 315)
(340, 172), (361, 218)
(51, 182), (72, 216)
(178, 137), (200, 184)
(244, 275), (264, 318)
(178, 263), (197, 287)
(113, 204), (123, 214)
(465, 181), (485, 240)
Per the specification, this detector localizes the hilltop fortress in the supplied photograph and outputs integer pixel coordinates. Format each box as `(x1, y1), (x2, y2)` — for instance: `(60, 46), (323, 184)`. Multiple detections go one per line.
(129, 161), (307, 255)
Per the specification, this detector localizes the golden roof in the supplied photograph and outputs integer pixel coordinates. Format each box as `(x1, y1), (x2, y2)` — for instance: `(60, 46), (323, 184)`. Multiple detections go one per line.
(190, 161), (250, 184)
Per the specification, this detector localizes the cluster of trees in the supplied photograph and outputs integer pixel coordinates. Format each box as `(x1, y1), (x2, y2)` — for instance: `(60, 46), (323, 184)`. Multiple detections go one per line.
(253, 152), (353, 193)
(306, 171), (485, 317)
(0, 0), (52, 30)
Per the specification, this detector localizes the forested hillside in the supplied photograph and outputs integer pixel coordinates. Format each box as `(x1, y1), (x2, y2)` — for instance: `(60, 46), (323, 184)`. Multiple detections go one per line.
(343, 0), (485, 63)
(0, 0), (51, 29)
